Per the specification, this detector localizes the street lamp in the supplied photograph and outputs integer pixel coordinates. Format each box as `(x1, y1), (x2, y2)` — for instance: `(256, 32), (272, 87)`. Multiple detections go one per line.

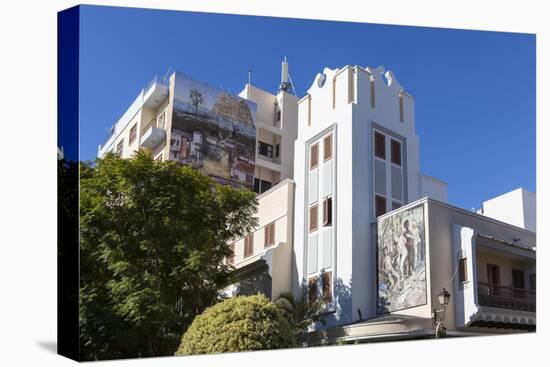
(433, 288), (451, 338)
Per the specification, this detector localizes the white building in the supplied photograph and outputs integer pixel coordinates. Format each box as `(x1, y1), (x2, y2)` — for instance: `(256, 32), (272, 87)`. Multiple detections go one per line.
(98, 61), (536, 343)
(292, 65), (448, 326)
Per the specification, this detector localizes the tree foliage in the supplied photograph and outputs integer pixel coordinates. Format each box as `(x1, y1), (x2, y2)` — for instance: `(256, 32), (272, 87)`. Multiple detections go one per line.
(79, 152), (257, 360)
(176, 295), (298, 355)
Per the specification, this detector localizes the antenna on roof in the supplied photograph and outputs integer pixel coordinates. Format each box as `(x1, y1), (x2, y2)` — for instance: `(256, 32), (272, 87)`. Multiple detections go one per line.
(287, 72), (297, 96)
(248, 69), (252, 86)
(279, 57), (293, 94)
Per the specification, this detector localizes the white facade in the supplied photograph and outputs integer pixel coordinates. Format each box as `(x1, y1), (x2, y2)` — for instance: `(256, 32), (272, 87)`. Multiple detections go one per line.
(98, 62), (536, 342)
(479, 188), (536, 232)
(292, 65), (448, 327)
(222, 179), (295, 300)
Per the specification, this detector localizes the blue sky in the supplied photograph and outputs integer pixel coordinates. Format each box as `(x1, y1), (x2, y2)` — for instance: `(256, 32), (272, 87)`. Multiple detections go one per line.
(79, 5), (535, 211)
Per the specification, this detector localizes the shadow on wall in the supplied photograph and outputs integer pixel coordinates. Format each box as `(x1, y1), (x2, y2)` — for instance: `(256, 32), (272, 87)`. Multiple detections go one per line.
(304, 276), (353, 330)
(234, 265), (272, 299)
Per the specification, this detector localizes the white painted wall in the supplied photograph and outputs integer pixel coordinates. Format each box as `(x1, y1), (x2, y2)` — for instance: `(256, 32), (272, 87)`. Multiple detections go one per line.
(419, 173), (448, 203)
(481, 188), (536, 232)
(293, 65), (424, 328)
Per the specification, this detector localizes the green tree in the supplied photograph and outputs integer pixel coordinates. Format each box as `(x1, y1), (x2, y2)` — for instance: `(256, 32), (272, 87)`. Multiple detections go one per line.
(79, 151), (257, 360)
(176, 295), (298, 355)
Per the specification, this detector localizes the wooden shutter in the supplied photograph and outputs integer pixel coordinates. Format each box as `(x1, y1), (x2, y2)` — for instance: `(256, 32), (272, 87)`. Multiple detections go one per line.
(129, 123), (137, 144)
(324, 134), (332, 161)
(308, 277), (318, 303)
(269, 222), (275, 246)
(458, 257), (467, 282)
(310, 143), (319, 169)
(323, 197), (332, 226)
(244, 235), (254, 257)
(264, 222), (275, 248)
(322, 271), (332, 302)
(309, 204), (318, 232)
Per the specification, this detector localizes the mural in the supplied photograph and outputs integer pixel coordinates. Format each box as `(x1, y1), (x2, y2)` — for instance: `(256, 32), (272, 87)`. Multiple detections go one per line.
(377, 204), (426, 313)
(170, 72), (257, 189)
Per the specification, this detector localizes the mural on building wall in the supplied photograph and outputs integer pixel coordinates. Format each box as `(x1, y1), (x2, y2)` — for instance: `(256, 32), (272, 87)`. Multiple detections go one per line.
(170, 72), (257, 189)
(377, 204), (426, 313)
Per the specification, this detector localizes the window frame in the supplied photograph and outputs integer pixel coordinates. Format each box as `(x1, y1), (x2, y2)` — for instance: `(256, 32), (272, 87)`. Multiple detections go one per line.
(129, 123), (137, 145)
(390, 138), (402, 167)
(323, 134), (333, 161)
(264, 222), (276, 248)
(309, 204), (318, 233)
(321, 271), (332, 303)
(310, 142), (319, 170)
(458, 257), (468, 283)
(375, 194), (387, 217)
(323, 196), (332, 227)
(374, 131), (386, 160)
(116, 139), (124, 156)
(244, 234), (254, 258)
(308, 276), (319, 304)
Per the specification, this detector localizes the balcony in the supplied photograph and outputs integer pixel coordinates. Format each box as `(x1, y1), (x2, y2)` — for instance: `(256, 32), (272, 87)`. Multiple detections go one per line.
(140, 126), (166, 150)
(478, 282), (536, 313)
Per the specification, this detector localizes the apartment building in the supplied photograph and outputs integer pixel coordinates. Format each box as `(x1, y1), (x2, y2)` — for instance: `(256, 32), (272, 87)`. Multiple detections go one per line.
(97, 65), (298, 195)
(97, 61), (536, 343)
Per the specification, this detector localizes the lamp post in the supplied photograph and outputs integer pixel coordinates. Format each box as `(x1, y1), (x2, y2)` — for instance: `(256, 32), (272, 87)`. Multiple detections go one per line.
(433, 288), (451, 338)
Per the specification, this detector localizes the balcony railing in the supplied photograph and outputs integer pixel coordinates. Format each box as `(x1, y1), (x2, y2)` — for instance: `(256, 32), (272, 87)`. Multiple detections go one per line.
(478, 282), (536, 313)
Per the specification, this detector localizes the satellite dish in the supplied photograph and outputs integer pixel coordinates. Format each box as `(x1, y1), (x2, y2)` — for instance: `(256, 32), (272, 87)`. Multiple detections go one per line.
(317, 73), (326, 88)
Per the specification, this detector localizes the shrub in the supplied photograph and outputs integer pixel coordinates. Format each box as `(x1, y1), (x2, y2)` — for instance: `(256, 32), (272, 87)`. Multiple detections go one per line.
(176, 295), (298, 355)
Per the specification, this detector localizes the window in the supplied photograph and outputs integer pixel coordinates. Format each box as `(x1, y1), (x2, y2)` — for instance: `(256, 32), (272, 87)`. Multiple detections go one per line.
(399, 93), (404, 122)
(323, 197), (332, 226)
(258, 141), (273, 158)
(253, 178), (272, 194)
(129, 123), (137, 144)
(116, 139), (124, 156)
(529, 274), (536, 291)
(458, 257), (468, 283)
(310, 143), (319, 169)
(244, 234), (254, 258)
(324, 134), (332, 161)
(391, 139), (401, 166)
(226, 243), (235, 265)
(374, 131), (385, 160)
(392, 201), (401, 211)
(322, 271), (332, 303)
(264, 222), (275, 248)
(309, 204), (318, 232)
(158, 111), (166, 129)
(512, 269), (525, 298)
(487, 263), (500, 295)
(275, 143), (280, 158)
(308, 277), (318, 303)
(375, 195), (386, 217)
(276, 109), (281, 122)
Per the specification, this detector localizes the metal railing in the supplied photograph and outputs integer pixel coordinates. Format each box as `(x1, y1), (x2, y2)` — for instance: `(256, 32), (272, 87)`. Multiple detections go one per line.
(478, 282), (536, 312)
